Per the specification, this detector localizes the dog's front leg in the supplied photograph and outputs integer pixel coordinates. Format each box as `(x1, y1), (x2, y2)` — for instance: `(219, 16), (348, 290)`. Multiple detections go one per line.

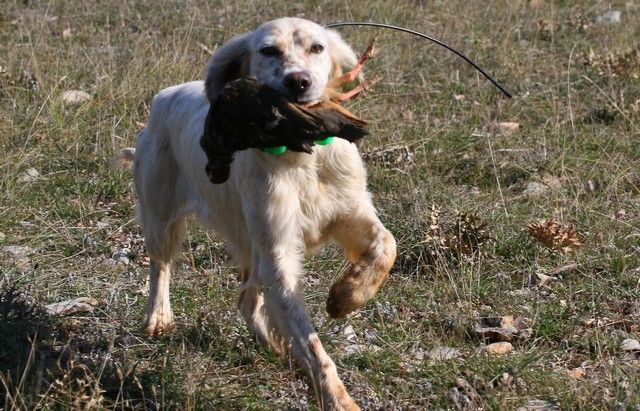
(242, 180), (359, 411)
(326, 200), (397, 319)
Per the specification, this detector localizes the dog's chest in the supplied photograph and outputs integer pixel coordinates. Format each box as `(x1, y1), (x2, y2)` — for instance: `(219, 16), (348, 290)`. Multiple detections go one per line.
(289, 157), (360, 248)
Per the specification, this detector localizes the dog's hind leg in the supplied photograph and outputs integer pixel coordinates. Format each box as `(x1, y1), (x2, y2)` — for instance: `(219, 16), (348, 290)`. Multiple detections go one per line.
(135, 129), (188, 336)
(142, 217), (185, 336)
(326, 201), (397, 319)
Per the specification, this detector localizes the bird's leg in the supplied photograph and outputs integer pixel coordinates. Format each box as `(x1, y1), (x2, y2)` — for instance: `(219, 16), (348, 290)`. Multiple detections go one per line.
(334, 75), (383, 102)
(333, 38), (377, 85)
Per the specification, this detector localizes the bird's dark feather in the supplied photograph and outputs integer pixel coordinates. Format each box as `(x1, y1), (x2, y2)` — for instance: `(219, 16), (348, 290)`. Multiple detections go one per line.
(200, 77), (368, 184)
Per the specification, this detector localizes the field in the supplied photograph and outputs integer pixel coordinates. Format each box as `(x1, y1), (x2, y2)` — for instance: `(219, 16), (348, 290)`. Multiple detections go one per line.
(1, 0), (639, 409)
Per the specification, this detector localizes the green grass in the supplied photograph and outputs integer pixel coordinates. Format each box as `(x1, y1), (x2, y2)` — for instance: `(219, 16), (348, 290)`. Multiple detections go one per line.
(1, 0), (640, 409)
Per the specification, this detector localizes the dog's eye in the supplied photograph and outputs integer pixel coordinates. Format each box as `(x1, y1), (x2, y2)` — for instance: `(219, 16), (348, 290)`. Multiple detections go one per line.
(260, 46), (281, 57)
(309, 43), (324, 54)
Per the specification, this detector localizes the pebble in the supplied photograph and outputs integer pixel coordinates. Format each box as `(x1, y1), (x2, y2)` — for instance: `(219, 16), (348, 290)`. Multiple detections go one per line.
(62, 90), (91, 106)
(517, 399), (559, 411)
(523, 181), (549, 196)
(595, 10), (621, 24)
(17, 168), (40, 183)
(112, 248), (131, 265)
(428, 346), (461, 361)
(486, 341), (513, 355)
(621, 338), (640, 352)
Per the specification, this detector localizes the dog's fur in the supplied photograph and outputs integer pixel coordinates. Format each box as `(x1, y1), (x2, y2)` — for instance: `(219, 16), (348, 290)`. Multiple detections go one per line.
(131, 18), (396, 410)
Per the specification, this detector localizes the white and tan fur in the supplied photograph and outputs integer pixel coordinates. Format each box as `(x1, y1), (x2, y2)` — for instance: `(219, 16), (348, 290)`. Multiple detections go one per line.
(130, 18), (396, 410)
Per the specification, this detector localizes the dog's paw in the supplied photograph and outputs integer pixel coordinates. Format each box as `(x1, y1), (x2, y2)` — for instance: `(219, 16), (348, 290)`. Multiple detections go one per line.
(144, 311), (176, 336)
(326, 265), (369, 319)
(321, 383), (361, 411)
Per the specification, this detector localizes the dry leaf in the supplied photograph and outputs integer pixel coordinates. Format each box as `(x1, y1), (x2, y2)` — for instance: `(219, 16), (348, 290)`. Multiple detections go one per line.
(567, 367), (585, 379)
(528, 218), (581, 254)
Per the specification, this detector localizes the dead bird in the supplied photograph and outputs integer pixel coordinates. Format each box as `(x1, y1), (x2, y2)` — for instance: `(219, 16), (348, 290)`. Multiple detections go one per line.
(200, 40), (379, 184)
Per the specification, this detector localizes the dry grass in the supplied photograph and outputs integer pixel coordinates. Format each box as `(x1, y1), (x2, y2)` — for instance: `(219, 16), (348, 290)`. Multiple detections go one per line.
(1, 0), (639, 409)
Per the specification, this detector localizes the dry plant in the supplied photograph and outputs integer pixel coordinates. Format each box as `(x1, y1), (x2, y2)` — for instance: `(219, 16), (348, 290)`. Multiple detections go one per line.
(422, 206), (493, 261)
(528, 218), (581, 254)
(583, 48), (640, 77)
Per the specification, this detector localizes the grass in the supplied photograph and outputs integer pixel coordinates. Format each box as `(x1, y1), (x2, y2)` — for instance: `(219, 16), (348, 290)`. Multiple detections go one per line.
(1, 0), (639, 409)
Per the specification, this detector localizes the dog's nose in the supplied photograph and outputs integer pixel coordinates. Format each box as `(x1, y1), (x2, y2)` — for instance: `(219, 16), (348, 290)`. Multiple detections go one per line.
(283, 72), (312, 95)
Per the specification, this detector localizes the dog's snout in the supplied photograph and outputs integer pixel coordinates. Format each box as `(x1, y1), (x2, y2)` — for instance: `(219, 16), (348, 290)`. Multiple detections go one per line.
(283, 72), (312, 95)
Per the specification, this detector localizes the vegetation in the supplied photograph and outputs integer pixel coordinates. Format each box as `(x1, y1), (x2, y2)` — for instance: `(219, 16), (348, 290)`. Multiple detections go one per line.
(1, 0), (639, 409)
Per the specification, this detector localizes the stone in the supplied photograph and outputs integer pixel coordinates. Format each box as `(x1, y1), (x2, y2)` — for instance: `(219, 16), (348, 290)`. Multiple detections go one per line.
(45, 297), (99, 315)
(62, 90), (91, 106)
(112, 248), (131, 265)
(595, 10), (621, 24)
(17, 168), (40, 183)
(486, 342), (513, 355)
(428, 346), (462, 361)
(621, 338), (640, 352)
(517, 399), (560, 411)
(523, 182), (549, 196)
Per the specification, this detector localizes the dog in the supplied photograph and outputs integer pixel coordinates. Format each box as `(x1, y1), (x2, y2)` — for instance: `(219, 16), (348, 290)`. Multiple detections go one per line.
(127, 17), (396, 410)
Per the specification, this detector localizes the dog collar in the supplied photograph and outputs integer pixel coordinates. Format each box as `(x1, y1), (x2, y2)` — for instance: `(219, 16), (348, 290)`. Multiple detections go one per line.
(262, 136), (335, 155)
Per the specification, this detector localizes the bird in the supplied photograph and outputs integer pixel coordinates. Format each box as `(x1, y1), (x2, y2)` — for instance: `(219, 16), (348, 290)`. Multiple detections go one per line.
(199, 77), (369, 184)
(200, 39), (379, 184)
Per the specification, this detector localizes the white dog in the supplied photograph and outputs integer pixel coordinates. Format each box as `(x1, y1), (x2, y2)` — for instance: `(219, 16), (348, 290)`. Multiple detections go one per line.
(128, 17), (396, 410)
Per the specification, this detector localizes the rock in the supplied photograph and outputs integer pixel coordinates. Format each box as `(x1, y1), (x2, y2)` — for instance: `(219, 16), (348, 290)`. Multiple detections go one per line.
(499, 372), (513, 386)
(541, 174), (562, 190)
(455, 377), (481, 403)
(95, 221), (110, 230)
(486, 342), (513, 355)
(526, 272), (555, 287)
(344, 343), (381, 356)
(581, 317), (596, 327)
(17, 168), (40, 183)
(343, 324), (357, 342)
(621, 338), (640, 352)
(498, 122), (520, 134)
(45, 297), (99, 315)
(62, 28), (73, 38)
(517, 399), (559, 411)
(595, 10), (621, 24)
(428, 346), (462, 361)
(0, 232), (5, 242)
(523, 182), (549, 196)
(475, 316), (533, 342)
(83, 235), (97, 254)
(2, 245), (34, 269)
(487, 121), (520, 135)
(112, 248), (131, 265)
(62, 90), (91, 106)
(549, 262), (578, 276)
(447, 387), (473, 410)
(475, 324), (519, 342)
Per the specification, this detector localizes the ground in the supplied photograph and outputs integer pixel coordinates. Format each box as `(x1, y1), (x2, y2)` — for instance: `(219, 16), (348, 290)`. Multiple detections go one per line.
(1, 0), (639, 409)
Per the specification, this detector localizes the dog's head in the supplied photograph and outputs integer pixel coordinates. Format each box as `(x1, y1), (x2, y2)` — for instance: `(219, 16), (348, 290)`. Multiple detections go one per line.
(204, 18), (357, 104)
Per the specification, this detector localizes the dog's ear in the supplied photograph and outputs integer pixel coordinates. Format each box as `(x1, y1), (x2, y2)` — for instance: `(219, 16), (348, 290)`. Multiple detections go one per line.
(324, 29), (359, 81)
(204, 32), (252, 102)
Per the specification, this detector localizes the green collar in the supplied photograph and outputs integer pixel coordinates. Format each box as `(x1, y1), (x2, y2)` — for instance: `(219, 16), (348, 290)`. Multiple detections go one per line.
(262, 136), (335, 155)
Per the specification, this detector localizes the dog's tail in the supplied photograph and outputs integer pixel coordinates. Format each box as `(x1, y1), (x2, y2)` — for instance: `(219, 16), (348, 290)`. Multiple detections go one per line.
(112, 147), (136, 170)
